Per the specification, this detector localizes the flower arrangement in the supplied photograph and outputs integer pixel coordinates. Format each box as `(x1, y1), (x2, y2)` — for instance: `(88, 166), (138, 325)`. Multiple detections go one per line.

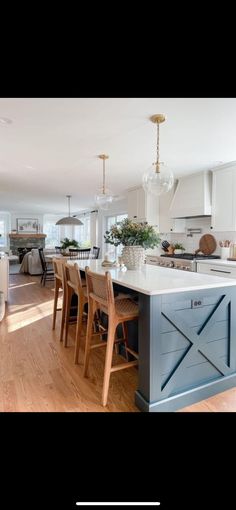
(60, 237), (80, 249)
(104, 218), (161, 250)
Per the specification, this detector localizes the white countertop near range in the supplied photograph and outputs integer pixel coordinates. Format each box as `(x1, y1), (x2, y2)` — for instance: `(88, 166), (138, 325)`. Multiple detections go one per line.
(196, 259), (236, 268)
(67, 259), (236, 296)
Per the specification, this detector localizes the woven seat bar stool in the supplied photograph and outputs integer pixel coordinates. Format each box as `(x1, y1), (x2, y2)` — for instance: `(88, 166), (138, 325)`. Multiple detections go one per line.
(52, 257), (69, 342)
(64, 262), (91, 363)
(83, 267), (139, 407)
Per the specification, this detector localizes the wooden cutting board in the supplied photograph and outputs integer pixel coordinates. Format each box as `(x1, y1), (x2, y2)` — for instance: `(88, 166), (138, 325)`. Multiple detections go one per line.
(195, 234), (217, 255)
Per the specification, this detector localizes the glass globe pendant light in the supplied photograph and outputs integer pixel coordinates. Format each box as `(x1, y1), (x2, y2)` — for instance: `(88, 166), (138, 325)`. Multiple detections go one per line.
(95, 154), (113, 210)
(142, 114), (174, 196)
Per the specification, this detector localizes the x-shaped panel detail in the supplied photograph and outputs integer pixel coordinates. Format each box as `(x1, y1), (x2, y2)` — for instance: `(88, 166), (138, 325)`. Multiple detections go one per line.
(160, 295), (232, 397)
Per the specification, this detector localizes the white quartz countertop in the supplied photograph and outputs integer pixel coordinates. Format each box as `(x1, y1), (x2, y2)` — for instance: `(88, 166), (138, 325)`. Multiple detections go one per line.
(196, 259), (236, 268)
(67, 259), (236, 296)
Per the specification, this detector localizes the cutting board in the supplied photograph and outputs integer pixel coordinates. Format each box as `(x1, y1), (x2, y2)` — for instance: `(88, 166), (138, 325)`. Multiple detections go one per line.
(195, 234), (217, 255)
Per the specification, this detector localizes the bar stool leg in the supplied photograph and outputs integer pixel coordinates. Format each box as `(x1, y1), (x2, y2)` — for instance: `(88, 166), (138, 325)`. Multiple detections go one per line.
(59, 286), (66, 343)
(74, 299), (84, 364)
(122, 322), (129, 361)
(52, 279), (60, 330)
(83, 301), (96, 377)
(64, 287), (74, 347)
(102, 320), (117, 407)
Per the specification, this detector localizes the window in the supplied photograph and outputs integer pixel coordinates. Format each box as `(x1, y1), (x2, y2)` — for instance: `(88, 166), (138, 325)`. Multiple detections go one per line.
(0, 213), (10, 249)
(104, 213), (128, 257)
(44, 222), (60, 247)
(43, 216), (61, 248)
(74, 214), (91, 247)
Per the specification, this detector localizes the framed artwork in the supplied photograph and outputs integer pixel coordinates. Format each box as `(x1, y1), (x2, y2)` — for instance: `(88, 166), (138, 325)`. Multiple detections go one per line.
(17, 218), (38, 233)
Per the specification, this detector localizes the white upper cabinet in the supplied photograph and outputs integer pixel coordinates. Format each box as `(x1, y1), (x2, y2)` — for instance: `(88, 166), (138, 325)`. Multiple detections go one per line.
(170, 171), (212, 218)
(127, 189), (138, 219)
(127, 187), (159, 226)
(159, 181), (186, 233)
(211, 163), (236, 232)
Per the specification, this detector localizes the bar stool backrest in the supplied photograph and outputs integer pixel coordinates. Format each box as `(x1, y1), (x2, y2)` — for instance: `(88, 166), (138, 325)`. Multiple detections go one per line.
(85, 267), (115, 312)
(52, 257), (67, 281)
(65, 262), (84, 297)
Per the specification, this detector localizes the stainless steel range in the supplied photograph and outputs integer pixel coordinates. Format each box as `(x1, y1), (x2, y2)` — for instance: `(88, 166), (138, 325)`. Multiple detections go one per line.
(153, 253), (221, 271)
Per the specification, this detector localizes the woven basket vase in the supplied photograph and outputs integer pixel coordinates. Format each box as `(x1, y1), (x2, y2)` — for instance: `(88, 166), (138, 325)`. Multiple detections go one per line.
(121, 245), (145, 270)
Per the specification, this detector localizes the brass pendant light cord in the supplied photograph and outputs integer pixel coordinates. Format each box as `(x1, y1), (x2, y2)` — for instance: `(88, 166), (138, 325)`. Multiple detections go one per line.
(156, 122), (160, 173)
(98, 154), (109, 195)
(150, 114), (165, 174)
(103, 158), (105, 195)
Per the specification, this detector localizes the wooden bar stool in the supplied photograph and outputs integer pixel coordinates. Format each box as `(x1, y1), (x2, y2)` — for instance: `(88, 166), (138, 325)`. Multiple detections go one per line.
(64, 262), (89, 363)
(84, 267), (139, 407)
(52, 257), (69, 342)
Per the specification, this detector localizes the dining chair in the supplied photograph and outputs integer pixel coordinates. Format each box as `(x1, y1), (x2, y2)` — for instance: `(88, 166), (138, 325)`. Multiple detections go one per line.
(69, 248), (91, 260)
(38, 248), (54, 286)
(91, 246), (100, 259)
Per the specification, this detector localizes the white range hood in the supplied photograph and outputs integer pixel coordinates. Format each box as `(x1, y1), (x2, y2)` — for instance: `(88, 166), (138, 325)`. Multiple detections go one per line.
(169, 170), (212, 218)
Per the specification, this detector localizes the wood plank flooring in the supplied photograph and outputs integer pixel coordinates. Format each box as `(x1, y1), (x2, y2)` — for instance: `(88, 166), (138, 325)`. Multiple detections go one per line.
(0, 274), (138, 412)
(1, 273), (236, 412)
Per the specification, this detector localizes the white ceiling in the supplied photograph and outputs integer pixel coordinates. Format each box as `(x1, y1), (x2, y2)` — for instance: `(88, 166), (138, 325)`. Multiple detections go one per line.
(0, 97), (236, 214)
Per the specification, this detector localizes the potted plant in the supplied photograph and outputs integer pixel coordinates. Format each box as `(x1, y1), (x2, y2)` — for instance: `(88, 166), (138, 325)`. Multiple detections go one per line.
(60, 237), (80, 253)
(104, 218), (161, 270)
(173, 242), (185, 254)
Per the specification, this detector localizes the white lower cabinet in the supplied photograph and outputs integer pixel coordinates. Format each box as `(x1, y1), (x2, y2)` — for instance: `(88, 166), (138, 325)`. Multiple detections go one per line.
(0, 255), (9, 302)
(197, 262), (236, 279)
(145, 255), (159, 265)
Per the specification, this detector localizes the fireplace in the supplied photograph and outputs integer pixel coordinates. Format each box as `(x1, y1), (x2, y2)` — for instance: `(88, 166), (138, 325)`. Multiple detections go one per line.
(9, 233), (47, 257)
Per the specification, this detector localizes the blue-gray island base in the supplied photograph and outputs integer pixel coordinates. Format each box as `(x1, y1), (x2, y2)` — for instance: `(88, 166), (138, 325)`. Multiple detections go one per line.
(136, 286), (236, 412)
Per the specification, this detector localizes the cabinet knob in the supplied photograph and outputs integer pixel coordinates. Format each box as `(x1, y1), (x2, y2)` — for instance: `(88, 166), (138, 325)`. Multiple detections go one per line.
(170, 228), (173, 232)
(133, 215), (137, 218)
(210, 226), (213, 230)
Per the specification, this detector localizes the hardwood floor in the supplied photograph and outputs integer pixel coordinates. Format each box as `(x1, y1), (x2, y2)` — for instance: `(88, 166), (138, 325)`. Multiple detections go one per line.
(0, 274), (138, 412)
(1, 273), (236, 412)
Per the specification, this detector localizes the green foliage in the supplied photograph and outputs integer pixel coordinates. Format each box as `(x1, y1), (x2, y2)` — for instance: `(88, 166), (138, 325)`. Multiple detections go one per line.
(60, 237), (80, 249)
(173, 242), (185, 250)
(104, 218), (161, 250)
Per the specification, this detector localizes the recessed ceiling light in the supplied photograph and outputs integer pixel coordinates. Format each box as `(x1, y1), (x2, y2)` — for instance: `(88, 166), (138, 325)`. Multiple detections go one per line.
(0, 117), (13, 125)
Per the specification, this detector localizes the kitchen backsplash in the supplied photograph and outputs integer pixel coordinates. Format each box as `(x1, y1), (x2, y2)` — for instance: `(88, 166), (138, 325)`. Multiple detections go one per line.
(147, 217), (236, 256)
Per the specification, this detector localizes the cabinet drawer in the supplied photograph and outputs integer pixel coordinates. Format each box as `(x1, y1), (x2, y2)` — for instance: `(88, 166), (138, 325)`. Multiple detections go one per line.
(197, 263), (236, 279)
(146, 256), (159, 266)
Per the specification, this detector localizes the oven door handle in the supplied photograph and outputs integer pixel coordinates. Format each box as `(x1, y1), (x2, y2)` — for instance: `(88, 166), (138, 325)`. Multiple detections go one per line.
(210, 268), (231, 274)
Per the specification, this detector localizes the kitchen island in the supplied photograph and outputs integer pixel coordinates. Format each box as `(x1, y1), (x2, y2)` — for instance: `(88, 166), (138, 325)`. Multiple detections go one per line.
(68, 259), (236, 412)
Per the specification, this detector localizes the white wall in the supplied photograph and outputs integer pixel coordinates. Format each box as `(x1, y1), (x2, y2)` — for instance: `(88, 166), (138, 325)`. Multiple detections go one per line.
(10, 212), (44, 232)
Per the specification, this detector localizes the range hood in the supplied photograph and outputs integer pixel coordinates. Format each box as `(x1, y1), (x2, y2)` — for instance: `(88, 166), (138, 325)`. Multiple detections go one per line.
(169, 170), (212, 218)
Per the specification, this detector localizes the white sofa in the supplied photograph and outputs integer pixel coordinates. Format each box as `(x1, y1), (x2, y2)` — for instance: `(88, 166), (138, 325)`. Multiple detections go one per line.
(20, 249), (54, 275)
